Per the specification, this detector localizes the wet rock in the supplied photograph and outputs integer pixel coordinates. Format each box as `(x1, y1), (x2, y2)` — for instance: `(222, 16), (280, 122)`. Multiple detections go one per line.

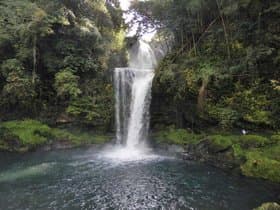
(56, 113), (74, 124)
(0, 127), (21, 152)
(253, 202), (280, 210)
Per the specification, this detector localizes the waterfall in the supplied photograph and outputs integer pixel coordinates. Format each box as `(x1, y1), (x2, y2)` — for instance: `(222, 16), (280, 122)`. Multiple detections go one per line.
(114, 40), (157, 149)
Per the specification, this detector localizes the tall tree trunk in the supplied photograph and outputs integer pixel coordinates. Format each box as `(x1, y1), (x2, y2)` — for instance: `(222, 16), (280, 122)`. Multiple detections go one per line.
(197, 79), (208, 113)
(257, 12), (262, 41)
(191, 31), (197, 56)
(176, 105), (183, 128)
(32, 35), (37, 84)
(180, 29), (184, 48)
(215, 0), (231, 59)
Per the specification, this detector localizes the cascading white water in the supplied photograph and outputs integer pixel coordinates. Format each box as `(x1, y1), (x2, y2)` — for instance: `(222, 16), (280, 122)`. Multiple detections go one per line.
(114, 40), (157, 149)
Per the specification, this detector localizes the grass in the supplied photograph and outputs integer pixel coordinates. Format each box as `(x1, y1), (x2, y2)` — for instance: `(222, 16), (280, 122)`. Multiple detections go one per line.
(0, 119), (112, 152)
(2, 120), (51, 146)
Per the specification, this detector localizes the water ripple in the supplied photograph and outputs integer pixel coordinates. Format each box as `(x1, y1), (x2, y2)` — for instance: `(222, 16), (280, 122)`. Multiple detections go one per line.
(0, 148), (278, 210)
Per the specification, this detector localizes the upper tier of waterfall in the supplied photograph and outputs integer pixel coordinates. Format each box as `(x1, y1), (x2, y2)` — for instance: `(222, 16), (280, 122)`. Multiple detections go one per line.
(114, 39), (157, 148)
(128, 40), (157, 69)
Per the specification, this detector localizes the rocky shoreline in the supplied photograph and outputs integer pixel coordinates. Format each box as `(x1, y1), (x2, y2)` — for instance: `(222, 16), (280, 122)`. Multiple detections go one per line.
(152, 141), (280, 210)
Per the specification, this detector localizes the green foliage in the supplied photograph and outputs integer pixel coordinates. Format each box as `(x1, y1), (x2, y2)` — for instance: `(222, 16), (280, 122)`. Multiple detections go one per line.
(228, 88), (273, 127)
(66, 82), (113, 127)
(1, 59), (24, 78)
(66, 98), (98, 120)
(0, 58), (36, 110)
(244, 110), (272, 126)
(1, 71), (36, 110)
(206, 105), (240, 129)
(54, 68), (81, 99)
(241, 152), (280, 183)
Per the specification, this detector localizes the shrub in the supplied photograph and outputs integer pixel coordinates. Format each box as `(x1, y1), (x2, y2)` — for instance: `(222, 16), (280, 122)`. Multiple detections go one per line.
(54, 68), (81, 99)
(206, 105), (240, 129)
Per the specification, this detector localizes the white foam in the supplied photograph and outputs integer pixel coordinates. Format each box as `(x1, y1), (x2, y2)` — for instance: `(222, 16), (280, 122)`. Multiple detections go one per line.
(99, 145), (163, 162)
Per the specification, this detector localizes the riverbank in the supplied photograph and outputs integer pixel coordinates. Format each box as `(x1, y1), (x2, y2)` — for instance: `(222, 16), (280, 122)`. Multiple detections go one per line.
(0, 119), (112, 153)
(0, 121), (279, 209)
(1, 119), (279, 185)
(152, 127), (280, 184)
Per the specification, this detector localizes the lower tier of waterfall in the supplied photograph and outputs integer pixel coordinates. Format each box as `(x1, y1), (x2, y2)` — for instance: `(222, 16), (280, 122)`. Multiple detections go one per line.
(114, 68), (154, 148)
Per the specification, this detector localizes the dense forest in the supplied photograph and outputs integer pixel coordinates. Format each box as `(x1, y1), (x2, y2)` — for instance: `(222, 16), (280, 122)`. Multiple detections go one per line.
(0, 0), (126, 129)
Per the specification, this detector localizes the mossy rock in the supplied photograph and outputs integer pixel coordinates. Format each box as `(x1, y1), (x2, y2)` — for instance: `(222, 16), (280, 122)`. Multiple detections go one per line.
(1, 120), (52, 147)
(0, 120), (112, 152)
(53, 128), (112, 145)
(208, 135), (234, 152)
(241, 152), (280, 183)
(238, 135), (269, 149)
(232, 144), (246, 159)
(0, 127), (21, 152)
(254, 202), (280, 210)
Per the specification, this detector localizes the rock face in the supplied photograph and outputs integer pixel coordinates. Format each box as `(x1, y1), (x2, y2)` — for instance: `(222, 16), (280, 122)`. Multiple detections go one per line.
(254, 202), (280, 210)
